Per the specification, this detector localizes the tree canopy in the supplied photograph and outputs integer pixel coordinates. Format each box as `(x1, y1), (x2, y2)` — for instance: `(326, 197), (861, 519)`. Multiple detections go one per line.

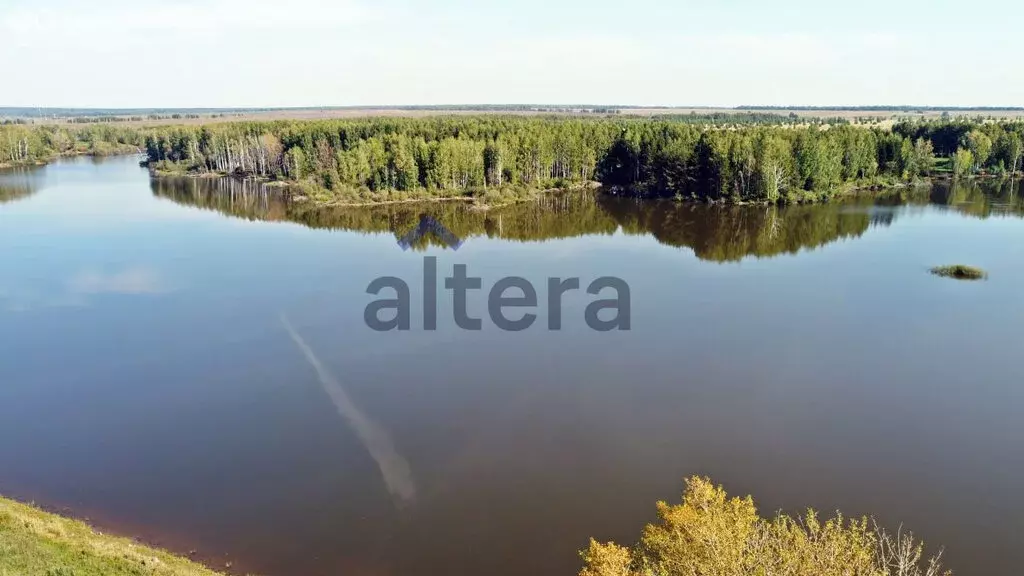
(5, 116), (1023, 204)
(580, 476), (949, 576)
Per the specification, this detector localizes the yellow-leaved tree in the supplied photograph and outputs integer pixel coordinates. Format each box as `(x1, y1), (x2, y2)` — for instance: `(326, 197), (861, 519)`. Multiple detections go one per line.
(580, 477), (949, 576)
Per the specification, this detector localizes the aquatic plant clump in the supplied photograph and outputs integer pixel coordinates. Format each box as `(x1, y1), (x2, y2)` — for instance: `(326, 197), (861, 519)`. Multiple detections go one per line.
(930, 264), (988, 280)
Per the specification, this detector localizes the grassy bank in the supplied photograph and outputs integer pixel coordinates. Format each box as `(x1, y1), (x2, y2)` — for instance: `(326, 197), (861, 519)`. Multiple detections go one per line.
(0, 496), (225, 576)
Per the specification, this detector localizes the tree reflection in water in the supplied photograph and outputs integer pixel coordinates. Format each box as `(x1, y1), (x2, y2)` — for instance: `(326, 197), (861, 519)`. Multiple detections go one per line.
(150, 177), (1024, 262)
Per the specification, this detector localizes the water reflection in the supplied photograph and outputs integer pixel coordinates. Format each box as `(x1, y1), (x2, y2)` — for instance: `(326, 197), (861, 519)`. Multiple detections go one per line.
(603, 198), (878, 262)
(0, 166), (46, 205)
(152, 176), (1024, 261)
(150, 175), (291, 222)
(930, 179), (1023, 219)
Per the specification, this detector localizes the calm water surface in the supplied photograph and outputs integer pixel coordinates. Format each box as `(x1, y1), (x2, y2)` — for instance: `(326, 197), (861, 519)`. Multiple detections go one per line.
(1, 156), (1023, 575)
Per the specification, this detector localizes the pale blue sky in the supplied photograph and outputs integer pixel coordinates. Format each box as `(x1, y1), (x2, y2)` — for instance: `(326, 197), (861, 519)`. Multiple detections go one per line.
(2, 0), (1021, 107)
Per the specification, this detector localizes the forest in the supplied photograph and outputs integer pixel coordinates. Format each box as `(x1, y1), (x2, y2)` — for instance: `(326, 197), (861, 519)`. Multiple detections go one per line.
(4, 116), (1023, 204)
(0, 123), (141, 166)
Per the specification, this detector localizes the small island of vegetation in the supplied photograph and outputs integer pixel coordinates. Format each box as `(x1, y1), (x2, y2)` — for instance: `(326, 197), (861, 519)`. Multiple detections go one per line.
(929, 264), (988, 280)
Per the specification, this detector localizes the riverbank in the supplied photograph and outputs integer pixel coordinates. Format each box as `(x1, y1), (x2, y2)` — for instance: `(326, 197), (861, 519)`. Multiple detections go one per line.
(0, 495), (225, 576)
(0, 160), (48, 170)
(149, 162), (603, 209)
(147, 153), (926, 208)
(148, 164), (1024, 212)
(1, 147), (141, 171)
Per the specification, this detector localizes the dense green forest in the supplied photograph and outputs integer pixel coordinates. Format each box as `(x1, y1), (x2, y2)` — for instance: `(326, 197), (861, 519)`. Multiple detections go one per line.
(139, 117), (1024, 203)
(4, 117), (1023, 204)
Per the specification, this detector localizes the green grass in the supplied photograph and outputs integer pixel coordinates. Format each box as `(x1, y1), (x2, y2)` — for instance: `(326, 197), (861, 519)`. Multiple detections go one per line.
(0, 496), (226, 576)
(932, 155), (953, 174)
(929, 264), (988, 280)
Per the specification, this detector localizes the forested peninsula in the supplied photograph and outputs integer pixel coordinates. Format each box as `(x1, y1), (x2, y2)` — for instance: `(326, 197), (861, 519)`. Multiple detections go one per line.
(3, 116), (1023, 204)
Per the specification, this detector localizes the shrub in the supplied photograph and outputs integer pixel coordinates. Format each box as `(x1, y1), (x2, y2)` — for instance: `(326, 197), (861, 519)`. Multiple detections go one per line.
(580, 477), (949, 576)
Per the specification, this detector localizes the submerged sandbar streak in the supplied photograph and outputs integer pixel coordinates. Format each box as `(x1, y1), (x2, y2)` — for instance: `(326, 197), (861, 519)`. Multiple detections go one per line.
(280, 314), (416, 504)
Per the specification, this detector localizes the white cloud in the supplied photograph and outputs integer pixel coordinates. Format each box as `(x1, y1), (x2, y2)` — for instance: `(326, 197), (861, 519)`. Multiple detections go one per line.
(0, 267), (174, 312)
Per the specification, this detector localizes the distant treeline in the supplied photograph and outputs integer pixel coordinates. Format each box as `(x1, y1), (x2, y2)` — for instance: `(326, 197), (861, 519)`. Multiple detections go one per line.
(0, 124), (141, 166)
(0, 107), (266, 118)
(739, 105), (1024, 112)
(64, 114), (207, 124)
(4, 116), (1023, 204)
(1, 114), (229, 126)
(640, 112), (846, 126)
(893, 119), (1023, 177)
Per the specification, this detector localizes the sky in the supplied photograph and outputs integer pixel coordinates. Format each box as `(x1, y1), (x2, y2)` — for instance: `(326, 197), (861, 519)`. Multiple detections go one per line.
(1, 0), (1022, 108)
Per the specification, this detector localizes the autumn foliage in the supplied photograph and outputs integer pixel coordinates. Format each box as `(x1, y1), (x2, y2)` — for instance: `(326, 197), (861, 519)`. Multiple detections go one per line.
(581, 477), (949, 576)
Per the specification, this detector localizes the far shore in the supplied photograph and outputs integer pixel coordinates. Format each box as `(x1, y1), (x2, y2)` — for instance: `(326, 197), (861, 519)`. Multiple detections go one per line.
(8, 151), (1018, 211)
(145, 163), (1021, 210)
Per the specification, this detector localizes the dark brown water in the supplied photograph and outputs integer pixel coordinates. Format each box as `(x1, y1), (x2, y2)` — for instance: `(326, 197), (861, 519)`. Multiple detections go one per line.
(2, 156), (1023, 575)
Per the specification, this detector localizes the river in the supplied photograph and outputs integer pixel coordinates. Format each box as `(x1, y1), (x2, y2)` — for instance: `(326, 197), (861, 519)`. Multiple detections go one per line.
(1, 156), (1022, 575)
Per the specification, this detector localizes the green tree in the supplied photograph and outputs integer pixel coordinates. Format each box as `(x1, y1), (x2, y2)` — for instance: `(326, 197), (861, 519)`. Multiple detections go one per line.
(795, 130), (842, 193)
(966, 130), (992, 171)
(905, 138), (934, 179)
(997, 132), (1022, 175)
(756, 134), (791, 202)
(694, 133), (727, 200)
(483, 141), (503, 187)
(952, 148), (974, 178)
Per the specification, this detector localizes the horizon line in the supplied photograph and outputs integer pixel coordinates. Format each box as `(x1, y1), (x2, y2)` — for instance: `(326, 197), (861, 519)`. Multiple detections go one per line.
(4, 104), (1024, 112)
